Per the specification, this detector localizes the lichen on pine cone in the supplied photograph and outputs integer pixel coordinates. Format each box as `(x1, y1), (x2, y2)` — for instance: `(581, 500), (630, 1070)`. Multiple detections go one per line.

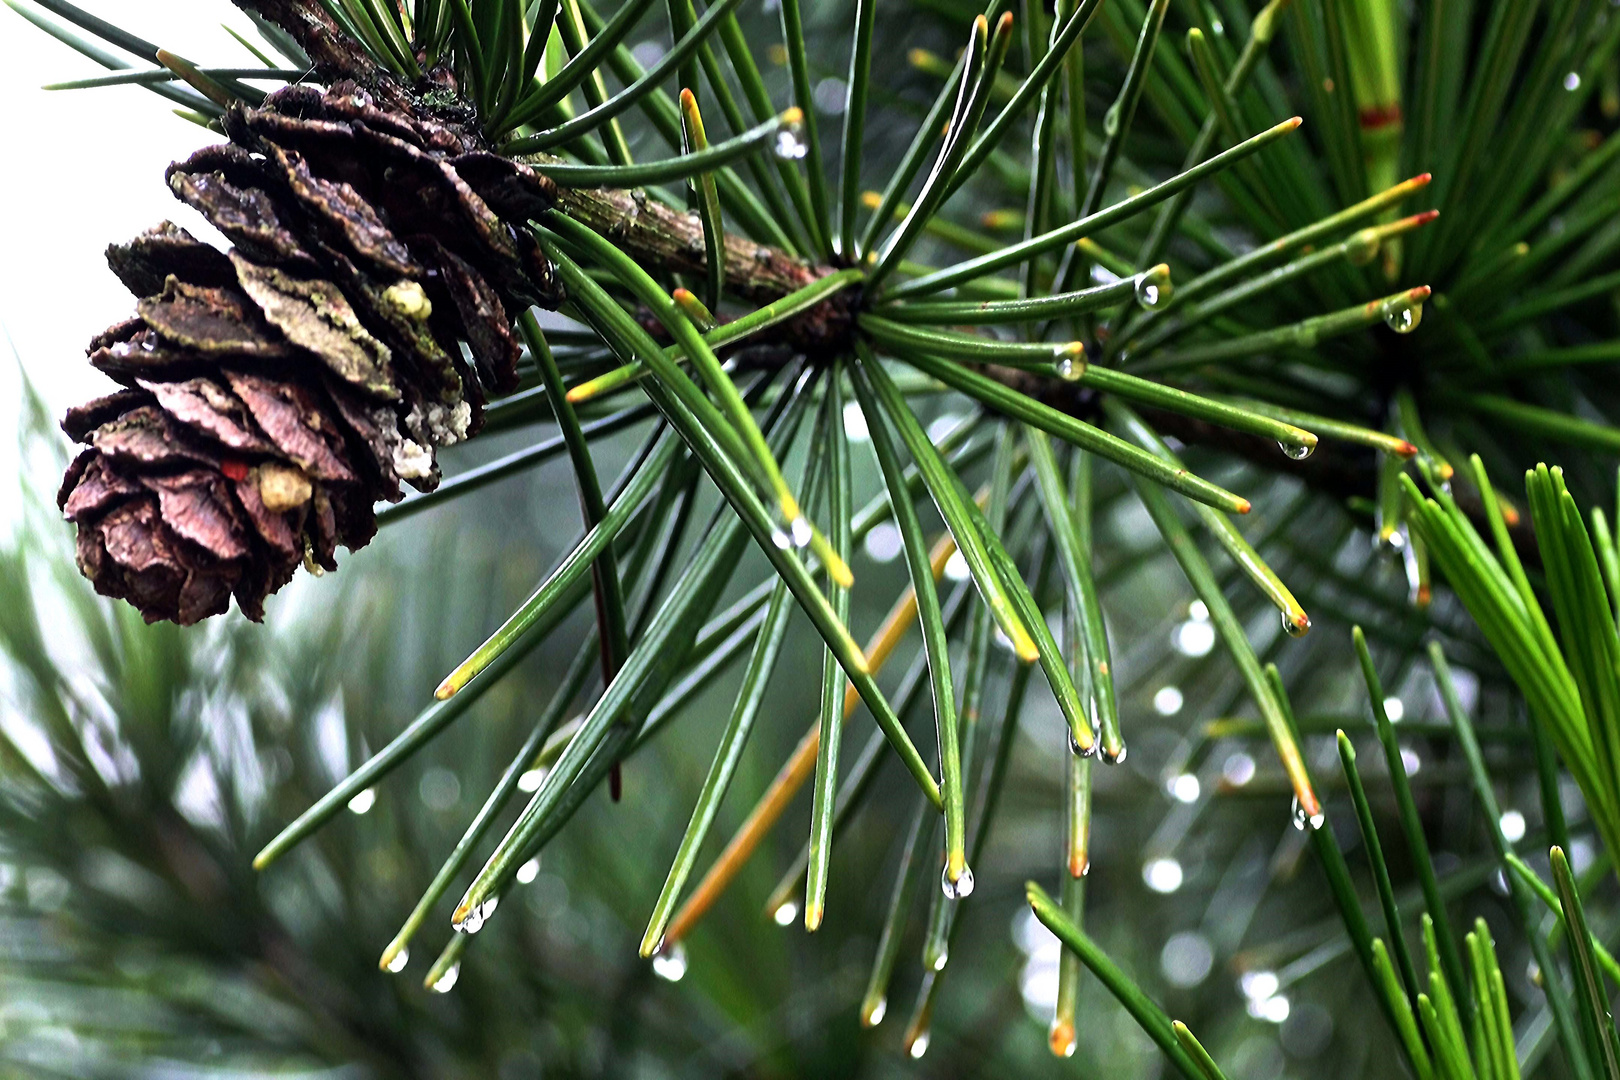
(58, 81), (564, 624)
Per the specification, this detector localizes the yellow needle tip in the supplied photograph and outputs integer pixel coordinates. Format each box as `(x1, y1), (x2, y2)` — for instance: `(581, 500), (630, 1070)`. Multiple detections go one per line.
(828, 555), (855, 590)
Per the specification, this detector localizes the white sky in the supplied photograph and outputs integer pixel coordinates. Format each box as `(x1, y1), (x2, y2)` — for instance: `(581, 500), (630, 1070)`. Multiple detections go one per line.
(0, 1), (266, 520)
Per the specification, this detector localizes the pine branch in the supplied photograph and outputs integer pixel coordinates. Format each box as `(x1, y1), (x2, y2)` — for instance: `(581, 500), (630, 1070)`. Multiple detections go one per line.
(214, 0), (1416, 532)
(232, 0), (415, 108)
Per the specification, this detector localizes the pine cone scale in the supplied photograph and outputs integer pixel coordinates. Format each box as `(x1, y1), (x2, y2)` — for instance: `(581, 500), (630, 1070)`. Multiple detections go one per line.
(227, 256), (400, 399)
(138, 377), (276, 455)
(135, 277), (292, 358)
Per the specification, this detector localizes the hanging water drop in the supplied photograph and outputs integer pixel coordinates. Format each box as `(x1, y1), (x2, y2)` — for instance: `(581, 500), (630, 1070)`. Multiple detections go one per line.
(1385, 302), (1423, 334)
(429, 961), (461, 993)
(790, 516), (813, 548)
(942, 865), (975, 899)
(384, 947), (409, 973)
(652, 940), (689, 982)
(1068, 730), (1097, 758)
(1281, 611), (1311, 638)
(1054, 356), (1082, 381)
(1345, 228), (1382, 266)
(1135, 264), (1172, 309)
(1049, 1020), (1078, 1058)
(774, 129), (808, 160)
(770, 527), (793, 550)
(930, 946), (949, 972)
(1101, 742), (1127, 765)
(908, 1029), (932, 1059)
(1290, 795), (1325, 831)
(1278, 440), (1314, 460)
(452, 894), (499, 935)
(1102, 101), (1121, 136)
(772, 901), (799, 927)
(864, 996), (888, 1027)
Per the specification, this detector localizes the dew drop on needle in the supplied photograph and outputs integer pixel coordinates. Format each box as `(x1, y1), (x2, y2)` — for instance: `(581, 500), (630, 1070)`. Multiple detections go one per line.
(774, 130), (808, 160)
(1385, 303), (1422, 334)
(652, 941), (689, 982)
(941, 865), (975, 899)
(429, 961), (461, 994)
(1290, 795), (1325, 831)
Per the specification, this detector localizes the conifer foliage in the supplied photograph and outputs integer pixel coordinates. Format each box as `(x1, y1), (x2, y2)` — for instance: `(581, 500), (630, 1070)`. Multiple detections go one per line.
(9, 0), (1620, 1074)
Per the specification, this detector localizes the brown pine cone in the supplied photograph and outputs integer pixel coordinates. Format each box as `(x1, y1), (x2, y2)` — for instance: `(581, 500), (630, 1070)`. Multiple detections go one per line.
(59, 81), (564, 625)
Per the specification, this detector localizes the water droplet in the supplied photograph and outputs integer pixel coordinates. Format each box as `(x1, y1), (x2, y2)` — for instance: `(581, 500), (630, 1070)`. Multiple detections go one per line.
(1290, 796), (1325, 831)
(772, 901), (799, 926)
(1169, 773), (1200, 803)
(1135, 265), (1173, 309)
(774, 129), (808, 160)
(1241, 970), (1280, 1001)
(1223, 752), (1256, 786)
(1384, 302), (1423, 334)
(652, 940), (689, 982)
(452, 894), (499, 935)
(908, 1029), (932, 1059)
(770, 527), (793, 550)
(1153, 685), (1184, 715)
(1346, 228), (1381, 266)
(429, 961), (461, 993)
(1143, 856), (1183, 893)
(864, 996), (888, 1027)
(1079, 855), (1091, 876)
(1278, 440), (1314, 460)
(347, 788), (376, 814)
(1068, 731), (1097, 758)
(385, 947), (409, 973)
(790, 516), (813, 548)
(516, 857), (540, 884)
(1565, 71), (1582, 91)
(930, 946), (949, 971)
(1049, 1021), (1078, 1058)
(942, 865), (975, 899)
(1101, 742), (1127, 765)
(1281, 611), (1311, 637)
(1054, 356), (1082, 381)
(1374, 518), (1407, 552)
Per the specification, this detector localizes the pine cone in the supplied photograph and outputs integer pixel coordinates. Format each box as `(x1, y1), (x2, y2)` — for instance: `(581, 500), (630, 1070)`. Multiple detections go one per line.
(59, 82), (563, 625)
